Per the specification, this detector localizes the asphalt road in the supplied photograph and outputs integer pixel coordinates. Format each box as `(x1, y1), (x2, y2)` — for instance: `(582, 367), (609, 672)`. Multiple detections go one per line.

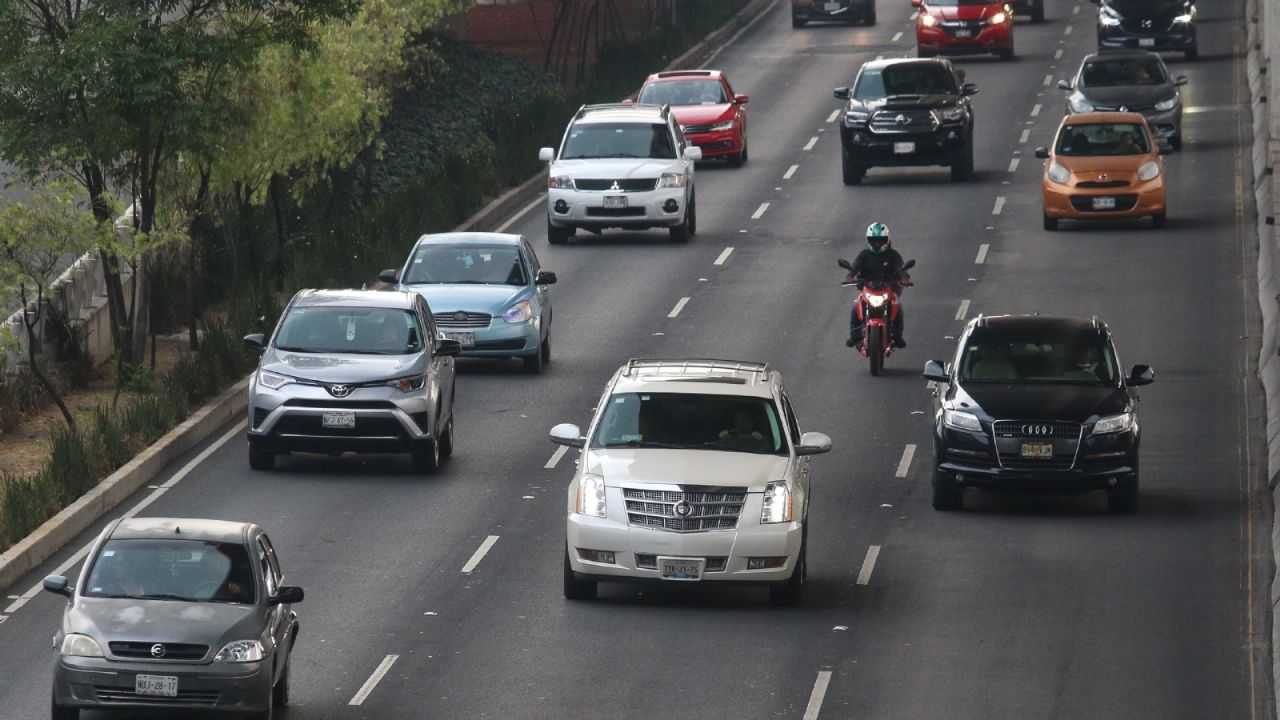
(0, 0), (1268, 718)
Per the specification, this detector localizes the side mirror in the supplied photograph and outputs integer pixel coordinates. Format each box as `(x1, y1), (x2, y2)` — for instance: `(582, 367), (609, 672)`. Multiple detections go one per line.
(434, 338), (462, 357)
(1056, 79), (1073, 91)
(684, 146), (703, 161)
(833, 87), (851, 100)
(550, 423), (586, 448)
(911, 0), (922, 7)
(243, 334), (266, 355)
(535, 270), (558, 285)
(734, 94), (750, 104)
(901, 259), (916, 271)
(923, 360), (950, 383)
(269, 585), (304, 606)
(43, 575), (72, 597)
(961, 83), (978, 96)
(538, 147), (555, 162)
(1034, 146), (1050, 159)
(1174, 76), (1188, 86)
(795, 431), (832, 456)
(1128, 365), (1154, 386)
(837, 258), (854, 271)
(378, 268), (399, 285)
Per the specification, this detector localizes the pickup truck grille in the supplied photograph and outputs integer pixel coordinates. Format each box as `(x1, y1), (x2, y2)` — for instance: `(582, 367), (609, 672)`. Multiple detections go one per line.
(869, 109), (938, 134)
(624, 487), (746, 533)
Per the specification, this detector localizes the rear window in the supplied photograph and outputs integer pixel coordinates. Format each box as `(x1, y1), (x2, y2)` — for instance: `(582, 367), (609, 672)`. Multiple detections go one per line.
(854, 65), (957, 99)
(591, 392), (787, 455)
(561, 122), (676, 160)
(959, 333), (1119, 385)
(1055, 123), (1150, 156)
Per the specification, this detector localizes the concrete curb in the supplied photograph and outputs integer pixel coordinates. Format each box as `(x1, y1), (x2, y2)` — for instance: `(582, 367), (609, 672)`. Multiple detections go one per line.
(450, 0), (780, 235)
(0, 377), (249, 592)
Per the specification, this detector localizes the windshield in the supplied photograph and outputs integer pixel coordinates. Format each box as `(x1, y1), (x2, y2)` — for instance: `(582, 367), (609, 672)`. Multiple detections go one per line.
(561, 122), (676, 160)
(637, 80), (728, 106)
(274, 306), (424, 355)
(926, 0), (1003, 5)
(1081, 57), (1168, 87)
(1104, 0), (1187, 15)
(83, 539), (256, 604)
(959, 334), (1119, 385)
(854, 65), (957, 100)
(1055, 122), (1151, 156)
(591, 392), (787, 455)
(403, 244), (527, 286)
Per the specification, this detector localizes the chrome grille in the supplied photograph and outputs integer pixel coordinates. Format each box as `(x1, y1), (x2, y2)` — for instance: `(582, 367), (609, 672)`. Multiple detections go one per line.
(574, 178), (659, 192)
(681, 124), (714, 134)
(108, 642), (208, 661)
(869, 109), (938, 134)
(993, 420), (1082, 439)
(624, 487), (746, 533)
(433, 311), (491, 328)
(992, 420), (1082, 470)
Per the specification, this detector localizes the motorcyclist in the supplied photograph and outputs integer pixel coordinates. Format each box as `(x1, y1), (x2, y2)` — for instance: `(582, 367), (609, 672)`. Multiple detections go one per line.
(845, 222), (909, 349)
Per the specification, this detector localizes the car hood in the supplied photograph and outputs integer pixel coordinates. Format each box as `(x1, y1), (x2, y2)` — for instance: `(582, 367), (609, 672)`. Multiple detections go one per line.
(552, 158), (682, 178)
(585, 449), (790, 491)
(261, 349), (425, 383)
(1053, 153), (1153, 174)
(925, 4), (1002, 20)
(851, 95), (960, 112)
(67, 597), (263, 653)
(1078, 85), (1174, 107)
(404, 284), (528, 314)
(1103, 0), (1187, 19)
(670, 104), (734, 125)
(952, 382), (1130, 422)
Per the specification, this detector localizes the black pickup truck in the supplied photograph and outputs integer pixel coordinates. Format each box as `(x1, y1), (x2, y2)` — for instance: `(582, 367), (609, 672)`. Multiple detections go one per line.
(833, 58), (978, 185)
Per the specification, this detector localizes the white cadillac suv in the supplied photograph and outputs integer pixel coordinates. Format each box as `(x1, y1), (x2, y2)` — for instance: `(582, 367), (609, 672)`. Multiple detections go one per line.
(549, 358), (832, 606)
(538, 103), (702, 244)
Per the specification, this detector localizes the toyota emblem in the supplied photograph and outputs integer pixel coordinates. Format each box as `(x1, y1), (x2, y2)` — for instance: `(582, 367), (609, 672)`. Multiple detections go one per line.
(327, 384), (351, 398)
(150, 644), (166, 659)
(673, 500), (693, 517)
(895, 114), (911, 125)
(454, 311), (467, 322)
(1021, 424), (1053, 437)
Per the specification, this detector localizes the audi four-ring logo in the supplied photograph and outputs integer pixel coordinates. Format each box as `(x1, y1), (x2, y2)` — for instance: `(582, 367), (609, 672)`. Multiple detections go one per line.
(1022, 424), (1053, 436)
(150, 644), (166, 658)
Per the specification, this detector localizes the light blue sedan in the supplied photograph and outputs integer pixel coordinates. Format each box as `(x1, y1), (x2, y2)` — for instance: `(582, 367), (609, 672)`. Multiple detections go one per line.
(381, 233), (557, 372)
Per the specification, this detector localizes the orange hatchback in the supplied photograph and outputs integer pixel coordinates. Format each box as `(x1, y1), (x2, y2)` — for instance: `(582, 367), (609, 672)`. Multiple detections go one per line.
(1036, 112), (1168, 231)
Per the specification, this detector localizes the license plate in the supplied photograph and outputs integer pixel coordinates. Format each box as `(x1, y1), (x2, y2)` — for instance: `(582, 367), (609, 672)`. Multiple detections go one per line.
(1092, 196), (1117, 210)
(894, 142), (916, 155)
(658, 556), (705, 581)
(443, 331), (475, 348)
(322, 411), (355, 429)
(954, 29), (973, 38)
(603, 196), (627, 209)
(824, 1), (842, 11)
(135, 674), (178, 698)
(1138, 38), (1155, 47)
(1020, 442), (1054, 459)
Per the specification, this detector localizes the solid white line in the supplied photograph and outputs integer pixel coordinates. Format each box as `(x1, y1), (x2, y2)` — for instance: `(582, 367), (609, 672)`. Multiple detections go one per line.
(714, 247), (735, 265)
(668, 297), (691, 318)
(461, 535), (500, 574)
(975, 243), (990, 264)
(1007, 157), (1020, 173)
(892, 30), (903, 41)
(495, 195), (545, 234)
(804, 671), (833, 720)
(1064, 24), (1074, 35)
(856, 545), (882, 585)
(4, 421), (246, 616)
(992, 197), (1006, 215)
(826, 109), (840, 123)
(751, 202), (770, 220)
(1030, 103), (1042, 117)
(803, 136), (819, 151)
(895, 444), (916, 478)
(1054, 48), (1064, 60)
(348, 654), (399, 706)
(955, 299), (970, 321)
(784, 164), (800, 180)
(1043, 74), (1053, 87)
(544, 445), (568, 470)
(1019, 129), (1030, 144)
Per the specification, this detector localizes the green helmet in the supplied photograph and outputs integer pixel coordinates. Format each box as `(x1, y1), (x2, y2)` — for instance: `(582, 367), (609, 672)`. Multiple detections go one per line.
(866, 222), (890, 253)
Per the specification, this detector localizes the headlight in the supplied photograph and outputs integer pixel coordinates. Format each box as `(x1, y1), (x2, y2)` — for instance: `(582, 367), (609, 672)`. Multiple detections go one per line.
(845, 110), (870, 124)
(60, 634), (104, 658)
(502, 300), (534, 324)
(1047, 161), (1071, 184)
(1093, 412), (1134, 434)
(657, 173), (687, 189)
(257, 370), (293, 390)
(386, 373), (427, 393)
(1154, 97), (1178, 112)
(575, 474), (607, 517)
(1098, 6), (1121, 25)
(987, 11), (1008, 23)
(710, 120), (735, 132)
(1136, 160), (1160, 182)
(943, 409), (982, 432)
(1173, 11), (1193, 22)
(214, 640), (265, 663)
(548, 175), (575, 189)
(761, 481), (793, 524)
(920, 13), (939, 26)
(935, 107), (966, 123)
(1068, 95), (1094, 113)
(864, 293), (887, 308)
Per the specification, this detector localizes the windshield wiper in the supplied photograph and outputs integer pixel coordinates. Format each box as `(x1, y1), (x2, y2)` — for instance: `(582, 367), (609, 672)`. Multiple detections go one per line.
(604, 440), (693, 449)
(701, 442), (770, 453)
(274, 346), (315, 353)
(130, 593), (197, 602)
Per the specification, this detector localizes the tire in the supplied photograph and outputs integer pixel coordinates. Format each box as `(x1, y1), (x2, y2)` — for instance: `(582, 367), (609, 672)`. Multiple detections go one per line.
(842, 155), (866, 185)
(1107, 476), (1139, 514)
(437, 416), (454, 459)
(1043, 212), (1059, 231)
(563, 546), (598, 600)
(729, 141), (747, 167)
(51, 691), (78, 720)
(867, 329), (884, 376)
(1031, 2), (1044, 22)
(1185, 46), (1198, 61)
(547, 219), (571, 245)
(998, 47), (1015, 61)
(687, 193), (697, 236)
(792, 14), (806, 27)
(932, 471), (964, 511)
(864, 9), (877, 25)
(248, 437), (276, 471)
(669, 205), (692, 243)
(1152, 211), (1167, 228)
(540, 335), (551, 364)
(523, 343), (544, 373)
(950, 140), (974, 182)
(1170, 133), (1182, 151)
(769, 543), (805, 607)
(272, 658), (290, 708)
(411, 438), (440, 473)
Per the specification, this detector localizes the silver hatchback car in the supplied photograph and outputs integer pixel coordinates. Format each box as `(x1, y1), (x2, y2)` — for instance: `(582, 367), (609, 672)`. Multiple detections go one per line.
(44, 517), (302, 720)
(243, 289), (460, 472)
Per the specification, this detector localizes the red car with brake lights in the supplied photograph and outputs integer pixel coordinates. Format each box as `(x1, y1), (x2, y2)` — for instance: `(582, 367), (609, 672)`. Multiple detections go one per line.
(914, 0), (1015, 60)
(636, 70), (750, 166)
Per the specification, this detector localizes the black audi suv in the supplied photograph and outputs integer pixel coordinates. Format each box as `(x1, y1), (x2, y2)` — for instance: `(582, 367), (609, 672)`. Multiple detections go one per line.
(923, 315), (1153, 513)
(1094, 0), (1197, 61)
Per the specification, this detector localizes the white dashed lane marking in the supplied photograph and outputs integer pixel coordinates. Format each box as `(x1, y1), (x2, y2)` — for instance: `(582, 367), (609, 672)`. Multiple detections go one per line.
(975, 243), (990, 264)
(1008, 157), (1020, 173)
(1054, 48), (1064, 59)
(803, 136), (819, 151)
(1019, 128), (1030, 144)
(714, 247), (735, 265)
(349, 655), (399, 706)
(804, 671), (833, 720)
(992, 196), (1006, 215)
(544, 445), (568, 470)
(668, 297), (691, 318)
(1043, 74), (1053, 87)
(857, 545), (882, 585)
(892, 31), (903, 41)
(826, 109), (841, 123)
(1031, 103), (1042, 117)
(461, 535), (500, 574)
(955, 299), (970, 321)
(784, 164), (799, 180)
(895, 444), (916, 478)
(751, 202), (771, 220)
(1065, 24), (1073, 34)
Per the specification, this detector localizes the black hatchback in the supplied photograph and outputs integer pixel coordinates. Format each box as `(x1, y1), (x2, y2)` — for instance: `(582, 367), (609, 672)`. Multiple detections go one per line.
(923, 315), (1153, 513)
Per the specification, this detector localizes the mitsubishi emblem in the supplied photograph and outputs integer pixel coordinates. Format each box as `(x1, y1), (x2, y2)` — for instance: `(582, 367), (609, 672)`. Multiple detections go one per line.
(609, 181), (622, 191)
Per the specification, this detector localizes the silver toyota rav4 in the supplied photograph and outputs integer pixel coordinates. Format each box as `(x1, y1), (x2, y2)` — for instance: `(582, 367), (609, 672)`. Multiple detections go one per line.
(243, 289), (460, 472)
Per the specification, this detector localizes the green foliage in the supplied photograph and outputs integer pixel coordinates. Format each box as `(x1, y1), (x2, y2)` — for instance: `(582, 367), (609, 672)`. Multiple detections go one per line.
(0, 360), (55, 435)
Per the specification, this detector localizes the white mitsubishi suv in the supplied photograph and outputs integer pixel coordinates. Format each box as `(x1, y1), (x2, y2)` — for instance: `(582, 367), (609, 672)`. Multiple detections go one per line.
(538, 103), (702, 244)
(549, 358), (832, 606)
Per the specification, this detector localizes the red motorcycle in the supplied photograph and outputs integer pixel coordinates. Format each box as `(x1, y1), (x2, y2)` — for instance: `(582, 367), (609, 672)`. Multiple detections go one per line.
(838, 258), (915, 376)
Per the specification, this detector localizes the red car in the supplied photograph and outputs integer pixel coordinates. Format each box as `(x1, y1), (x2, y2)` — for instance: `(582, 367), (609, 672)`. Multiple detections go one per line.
(914, 0), (1014, 60)
(635, 70), (750, 166)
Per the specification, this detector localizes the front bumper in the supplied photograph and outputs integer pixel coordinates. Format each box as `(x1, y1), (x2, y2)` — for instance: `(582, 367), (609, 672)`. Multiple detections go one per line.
(842, 125), (970, 168)
(1043, 177), (1166, 219)
(247, 381), (436, 454)
(547, 186), (687, 231)
(917, 23), (1013, 54)
(1097, 24), (1195, 52)
(935, 426), (1138, 493)
(793, 0), (873, 21)
(436, 317), (541, 358)
(54, 656), (272, 713)
(684, 129), (742, 159)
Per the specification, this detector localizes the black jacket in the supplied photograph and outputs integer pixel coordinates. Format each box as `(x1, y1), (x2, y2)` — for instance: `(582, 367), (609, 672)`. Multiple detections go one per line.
(849, 247), (907, 284)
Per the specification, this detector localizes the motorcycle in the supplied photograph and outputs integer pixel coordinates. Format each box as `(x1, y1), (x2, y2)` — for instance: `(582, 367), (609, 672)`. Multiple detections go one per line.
(838, 258), (916, 376)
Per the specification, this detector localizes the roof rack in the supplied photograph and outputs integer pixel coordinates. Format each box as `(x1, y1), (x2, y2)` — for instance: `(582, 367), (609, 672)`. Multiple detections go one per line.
(975, 313), (988, 328)
(625, 358), (770, 377)
(575, 103), (669, 120)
